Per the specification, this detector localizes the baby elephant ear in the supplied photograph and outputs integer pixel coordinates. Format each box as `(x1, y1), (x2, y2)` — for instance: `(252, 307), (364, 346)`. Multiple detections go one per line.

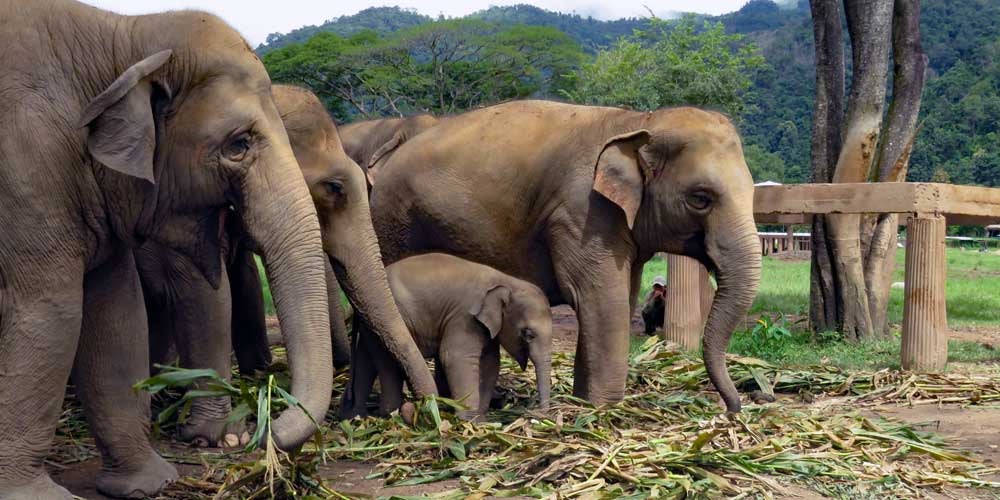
(469, 285), (511, 339)
(592, 129), (652, 229)
(78, 50), (173, 184)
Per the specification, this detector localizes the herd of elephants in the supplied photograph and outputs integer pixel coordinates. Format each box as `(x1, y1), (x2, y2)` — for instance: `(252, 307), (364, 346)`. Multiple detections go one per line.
(0, 1), (762, 498)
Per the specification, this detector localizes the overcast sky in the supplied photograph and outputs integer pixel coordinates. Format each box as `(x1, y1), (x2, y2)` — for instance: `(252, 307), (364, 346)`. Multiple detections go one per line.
(80, 0), (751, 46)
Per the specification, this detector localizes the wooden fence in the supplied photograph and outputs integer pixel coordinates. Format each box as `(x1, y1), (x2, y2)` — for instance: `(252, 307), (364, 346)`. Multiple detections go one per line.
(664, 182), (1000, 371)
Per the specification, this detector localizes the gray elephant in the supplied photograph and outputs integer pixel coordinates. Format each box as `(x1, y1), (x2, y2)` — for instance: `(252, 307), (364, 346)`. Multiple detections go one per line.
(341, 253), (553, 421)
(136, 85), (437, 447)
(370, 100), (760, 412)
(0, 3), (429, 498)
(339, 114), (441, 174)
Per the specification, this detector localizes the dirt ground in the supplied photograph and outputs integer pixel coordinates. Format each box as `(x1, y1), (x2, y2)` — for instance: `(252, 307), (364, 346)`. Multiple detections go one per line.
(51, 306), (1000, 499)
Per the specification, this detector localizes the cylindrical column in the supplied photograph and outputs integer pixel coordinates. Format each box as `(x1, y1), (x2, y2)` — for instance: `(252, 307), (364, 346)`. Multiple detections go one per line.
(663, 254), (703, 350)
(699, 263), (714, 328)
(901, 215), (948, 371)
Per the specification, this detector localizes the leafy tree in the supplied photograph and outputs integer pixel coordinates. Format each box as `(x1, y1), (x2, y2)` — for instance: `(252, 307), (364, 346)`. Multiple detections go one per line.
(929, 167), (951, 184)
(262, 31), (386, 120)
(393, 20), (584, 114)
(566, 16), (767, 118)
(743, 143), (786, 182)
(263, 20), (584, 120)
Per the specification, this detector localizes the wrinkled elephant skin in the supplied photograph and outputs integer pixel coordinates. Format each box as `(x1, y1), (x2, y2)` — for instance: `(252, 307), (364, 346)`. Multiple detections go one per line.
(341, 253), (553, 420)
(371, 100), (761, 411)
(0, 2), (333, 498)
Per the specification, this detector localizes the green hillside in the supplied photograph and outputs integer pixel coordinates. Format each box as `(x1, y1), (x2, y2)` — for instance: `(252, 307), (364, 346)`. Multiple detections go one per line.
(258, 0), (1000, 186)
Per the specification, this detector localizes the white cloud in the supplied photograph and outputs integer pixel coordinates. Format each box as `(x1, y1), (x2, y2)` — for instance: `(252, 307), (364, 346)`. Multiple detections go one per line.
(80, 0), (749, 46)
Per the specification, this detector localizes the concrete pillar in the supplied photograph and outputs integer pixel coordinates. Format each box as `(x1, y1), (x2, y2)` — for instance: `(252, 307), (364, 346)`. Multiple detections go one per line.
(901, 215), (948, 371)
(663, 254), (703, 349)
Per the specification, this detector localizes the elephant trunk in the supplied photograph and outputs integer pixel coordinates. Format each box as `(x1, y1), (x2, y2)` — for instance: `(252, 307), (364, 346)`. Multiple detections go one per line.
(329, 211), (437, 398)
(702, 214), (761, 413)
(240, 153), (332, 452)
(532, 353), (551, 411)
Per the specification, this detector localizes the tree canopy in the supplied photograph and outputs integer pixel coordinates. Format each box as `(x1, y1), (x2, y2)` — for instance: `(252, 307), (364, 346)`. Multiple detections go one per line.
(565, 17), (767, 119)
(262, 20), (584, 121)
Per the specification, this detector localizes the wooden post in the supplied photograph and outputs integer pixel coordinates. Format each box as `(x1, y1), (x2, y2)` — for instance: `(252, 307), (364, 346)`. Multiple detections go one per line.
(663, 254), (703, 349)
(901, 215), (948, 371)
(786, 225), (794, 252)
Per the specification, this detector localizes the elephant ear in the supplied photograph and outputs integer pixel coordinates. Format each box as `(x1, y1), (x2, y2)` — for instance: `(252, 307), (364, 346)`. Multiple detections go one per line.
(469, 285), (511, 339)
(367, 132), (404, 170)
(78, 50), (173, 183)
(593, 129), (652, 229)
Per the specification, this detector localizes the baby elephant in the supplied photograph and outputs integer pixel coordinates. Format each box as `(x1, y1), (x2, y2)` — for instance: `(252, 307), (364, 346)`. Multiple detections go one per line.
(341, 253), (553, 420)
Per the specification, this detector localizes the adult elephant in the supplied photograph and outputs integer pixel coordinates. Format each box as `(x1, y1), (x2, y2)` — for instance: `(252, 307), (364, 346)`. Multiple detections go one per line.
(138, 85), (429, 446)
(0, 2), (432, 499)
(371, 100), (761, 411)
(339, 114), (441, 174)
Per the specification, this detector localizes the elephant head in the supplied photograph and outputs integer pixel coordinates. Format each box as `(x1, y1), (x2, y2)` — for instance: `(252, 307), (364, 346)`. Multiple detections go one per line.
(471, 284), (553, 410)
(78, 16), (335, 450)
(592, 108), (761, 413)
(270, 85), (437, 398)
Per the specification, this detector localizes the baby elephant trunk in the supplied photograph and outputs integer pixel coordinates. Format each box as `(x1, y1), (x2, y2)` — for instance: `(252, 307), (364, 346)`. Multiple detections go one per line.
(532, 352), (551, 410)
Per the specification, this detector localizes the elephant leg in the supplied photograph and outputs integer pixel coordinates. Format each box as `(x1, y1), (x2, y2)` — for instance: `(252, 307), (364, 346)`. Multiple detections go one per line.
(73, 249), (178, 498)
(433, 357), (452, 398)
(169, 251), (247, 448)
(628, 255), (650, 321)
(147, 306), (177, 372)
(338, 324), (378, 419)
(229, 243), (271, 376)
(373, 345), (405, 417)
(0, 272), (83, 500)
(440, 329), (484, 421)
(477, 344), (500, 417)
(325, 260), (351, 369)
(551, 238), (632, 405)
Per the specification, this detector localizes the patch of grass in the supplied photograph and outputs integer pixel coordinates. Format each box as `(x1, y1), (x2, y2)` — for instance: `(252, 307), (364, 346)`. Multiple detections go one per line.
(254, 255), (276, 316)
(727, 314), (1000, 370)
(638, 247), (1000, 327)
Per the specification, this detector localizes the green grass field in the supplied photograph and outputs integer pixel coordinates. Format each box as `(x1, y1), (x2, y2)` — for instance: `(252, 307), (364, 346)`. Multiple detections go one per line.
(640, 248), (1000, 326)
(640, 248), (1000, 369)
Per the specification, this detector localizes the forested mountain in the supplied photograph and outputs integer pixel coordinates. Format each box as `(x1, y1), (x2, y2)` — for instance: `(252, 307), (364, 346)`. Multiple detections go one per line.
(258, 7), (431, 53)
(258, 0), (1000, 186)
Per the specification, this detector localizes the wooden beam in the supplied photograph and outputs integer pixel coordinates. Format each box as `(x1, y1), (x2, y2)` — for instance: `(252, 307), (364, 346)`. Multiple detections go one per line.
(754, 182), (1000, 220)
(754, 213), (812, 224)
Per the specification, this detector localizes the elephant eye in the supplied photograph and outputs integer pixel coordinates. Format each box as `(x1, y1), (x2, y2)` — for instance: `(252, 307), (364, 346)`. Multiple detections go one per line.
(325, 180), (345, 196)
(686, 190), (713, 211)
(223, 133), (251, 162)
(520, 328), (536, 342)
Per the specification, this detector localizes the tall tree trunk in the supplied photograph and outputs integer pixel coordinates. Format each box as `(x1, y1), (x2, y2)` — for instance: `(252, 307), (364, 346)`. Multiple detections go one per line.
(808, 0), (845, 334)
(809, 0), (922, 341)
(863, 0), (928, 336)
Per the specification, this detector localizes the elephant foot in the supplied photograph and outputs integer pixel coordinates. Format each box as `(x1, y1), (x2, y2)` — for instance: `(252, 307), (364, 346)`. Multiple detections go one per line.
(180, 417), (250, 448)
(0, 474), (73, 500)
(95, 450), (178, 499)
